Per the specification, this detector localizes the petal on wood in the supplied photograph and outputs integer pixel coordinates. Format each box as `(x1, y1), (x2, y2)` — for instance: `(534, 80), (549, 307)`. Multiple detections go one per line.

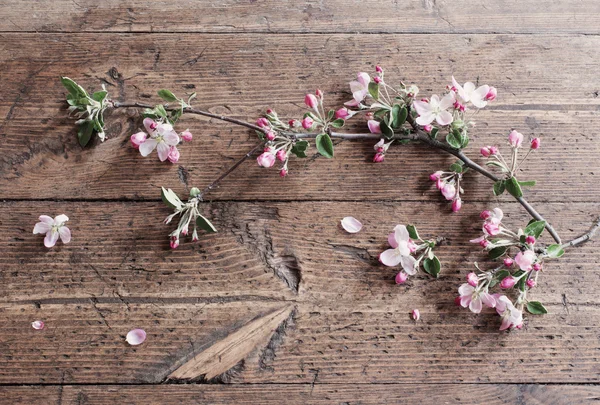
(168, 305), (294, 381)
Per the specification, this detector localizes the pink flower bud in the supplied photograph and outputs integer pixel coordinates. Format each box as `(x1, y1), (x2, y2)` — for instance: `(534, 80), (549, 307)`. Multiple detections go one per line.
(422, 124), (433, 132)
(532, 263), (542, 271)
(257, 151), (276, 168)
(525, 235), (536, 245)
(526, 279), (536, 288)
(504, 257), (514, 267)
(480, 210), (491, 219)
(373, 152), (385, 163)
(508, 130), (524, 148)
(452, 198), (462, 212)
(276, 150), (287, 162)
(412, 309), (420, 321)
(266, 108), (273, 114)
(436, 178), (444, 190)
(279, 168), (288, 177)
(479, 239), (489, 248)
(454, 296), (462, 306)
(256, 117), (269, 128)
(367, 120), (381, 134)
(365, 112), (374, 120)
(170, 236), (179, 249)
(315, 89), (323, 98)
(302, 116), (314, 130)
(181, 130), (193, 142)
(489, 146), (499, 155)
(305, 94), (318, 109)
(531, 137), (540, 150)
(480, 147), (491, 157)
(266, 131), (276, 141)
(335, 108), (350, 120)
(429, 171), (442, 181)
(453, 101), (465, 112)
(375, 65), (383, 73)
(420, 98), (429, 103)
(167, 146), (180, 164)
(467, 272), (478, 287)
(441, 183), (456, 200)
(130, 132), (147, 149)
(374, 76), (382, 84)
(289, 119), (299, 128)
(395, 271), (408, 284)
(500, 277), (516, 289)
(485, 87), (497, 101)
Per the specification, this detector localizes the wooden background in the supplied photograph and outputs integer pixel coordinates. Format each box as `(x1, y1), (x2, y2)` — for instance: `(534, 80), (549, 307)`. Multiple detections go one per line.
(1, 1), (600, 404)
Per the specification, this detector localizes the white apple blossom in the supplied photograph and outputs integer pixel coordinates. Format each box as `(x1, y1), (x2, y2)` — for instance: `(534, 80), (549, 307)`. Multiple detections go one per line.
(379, 225), (417, 275)
(452, 76), (490, 109)
(33, 215), (71, 248)
(412, 92), (456, 126)
(138, 118), (181, 162)
(495, 295), (523, 330)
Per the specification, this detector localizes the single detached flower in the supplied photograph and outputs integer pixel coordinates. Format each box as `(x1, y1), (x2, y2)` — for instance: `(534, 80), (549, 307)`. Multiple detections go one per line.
(33, 215), (71, 248)
(138, 118), (181, 162)
(452, 76), (491, 108)
(412, 92), (456, 126)
(379, 225), (417, 275)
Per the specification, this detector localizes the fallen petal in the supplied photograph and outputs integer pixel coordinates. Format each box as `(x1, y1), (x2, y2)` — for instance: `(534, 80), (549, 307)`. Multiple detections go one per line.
(31, 320), (45, 330)
(341, 217), (362, 233)
(126, 329), (147, 345)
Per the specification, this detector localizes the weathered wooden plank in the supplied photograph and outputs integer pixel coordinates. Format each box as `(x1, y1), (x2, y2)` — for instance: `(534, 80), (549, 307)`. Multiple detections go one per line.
(3, 384), (600, 405)
(0, 33), (598, 201)
(1, 0), (599, 34)
(1, 201), (598, 303)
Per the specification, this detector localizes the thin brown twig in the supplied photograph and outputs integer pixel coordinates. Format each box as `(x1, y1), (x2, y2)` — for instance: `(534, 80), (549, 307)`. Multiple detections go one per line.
(561, 217), (600, 249)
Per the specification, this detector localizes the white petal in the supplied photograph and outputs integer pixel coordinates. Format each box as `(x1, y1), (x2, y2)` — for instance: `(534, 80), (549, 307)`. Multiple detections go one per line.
(435, 110), (453, 126)
(463, 82), (476, 96)
(412, 100), (431, 116)
(379, 249), (403, 267)
(341, 217), (362, 233)
(33, 222), (51, 234)
(357, 72), (370, 87)
(458, 283), (475, 296)
(38, 215), (54, 225)
(394, 225), (410, 243)
(163, 131), (180, 146)
(439, 91), (456, 110)
(31, 320), (45, 330)
(469, 297), (483, 313)
(400, 255), (417, 275)
(156, 142), (170, 161)
(388, 232), (398, 248)
(126, 329), (147, 345)
(58, 226), (71, 244)
(54, 214), (69, 224)
(139, 138), (158, 157)
(44, 231), (59, 248)
(415, 113), (435, 126)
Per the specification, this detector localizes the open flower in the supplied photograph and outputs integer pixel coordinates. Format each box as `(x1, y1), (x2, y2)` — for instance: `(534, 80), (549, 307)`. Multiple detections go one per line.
(495, 295), (523, 330)
(138, 118), (181, 162)
(458, 283), (496, 313)
(379, 225), (417, 275)
(345, 72), (371, 107)
(33, 215), (71, 248)
(514, 249), (536, 271)
(452, 77), (490, 109)
(412, 92), (456, 126)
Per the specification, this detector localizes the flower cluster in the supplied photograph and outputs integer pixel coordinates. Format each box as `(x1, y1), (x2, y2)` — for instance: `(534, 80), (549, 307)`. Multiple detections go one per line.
(131, 118), (192, 163)
(458, 207), (565, 330)
(429, 160), (468, 212)
(379, 224), (442, 283)
(161, 187), (217, 248)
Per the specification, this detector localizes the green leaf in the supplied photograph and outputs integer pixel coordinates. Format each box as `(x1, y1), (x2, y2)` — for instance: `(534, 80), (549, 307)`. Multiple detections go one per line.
(488, 246), (508, 260)
(374, 108), (388, 119)
(291, 140), (309, 158)
(430, 127), (439, 139)
(524, 220), (546, 238)
(161, 187), (182, 210)
(489, 269), (510, 288)
(518, 180), (537, 187)
(391, 105), (407, 129)
(449, 162), (463, 173)
(196, 215), (218, 233)
(155, 104), (168, 118)
(446, 131), (463, 149)
(505, 177), (523, 198)
(91, 90), (108, 103)
(546, 244), (565, 258)
(380, 121), (394, 140)
(423, 256), (441, 277)
(527, 301), (548, 315)
(60, 77), (88, 98)
(315, 133), (334, 158)
(77, 120), (94, 147)
(493, 180), (506, 196)
(158, 89), (178, 102)
(330, 119), (345, 128)
(460, 132), (469, 148)
(406, 225), (420, 240)
(368, 82), (379, 99)
(513, 270), (527, 291)
(327, 109), (335, 120)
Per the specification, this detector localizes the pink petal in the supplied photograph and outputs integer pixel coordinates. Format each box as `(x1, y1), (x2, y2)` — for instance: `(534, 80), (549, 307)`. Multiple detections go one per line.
(59, 226), (71, 244)
(341, 217), (362, 233)
(143, 118), (157, 133)
(126, 329), (147, 346)
(415, 113), (435, 126)
(31, 320), (45, 330)
(388, 233), (398, 248)
(38, 215), (54, 224)
(44, 231), (59, 248)
(156, 142), (170, 162)
(367, 120), (381, 134)
(435, 110), (454, 126)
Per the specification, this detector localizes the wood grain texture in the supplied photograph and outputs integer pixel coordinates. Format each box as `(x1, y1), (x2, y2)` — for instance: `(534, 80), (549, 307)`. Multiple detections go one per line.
(1, 0), (600, 34)
(3, 384), (600, 405)
(0, 33), (599, 201)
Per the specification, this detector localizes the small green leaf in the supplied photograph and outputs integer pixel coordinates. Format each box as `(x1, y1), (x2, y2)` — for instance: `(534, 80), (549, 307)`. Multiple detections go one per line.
(374, 108), (388, 119)
(524, 220), (546, 238)
(327, 109), (335, 120)
(368, 82), (379, 99)
(91, 90), (108, 103)
(380, 121), (394, 140)
(488, 246), (508, 260)
(392, 105), (407, 129)
(77, 120), (94, 147)
(505, 177), (523, 198)
(196, 215), (218, 233)
(513, 270), (527, 291)
(291, 140), (309, 158)
(161, 187), (182, 210)
(60, 77), (88, 98)
(330, 119), (345, 128)
(423, 256), (441, 277)
(449, 162), (463, 173)
(158, 89), (178, 102)
(155, 104), (168, 118)
(406, 225), (420, 240)
(315, 133), (334, 158)
(493, 180), (506, 196)
(446, 131), (463, 149)
(546, 244), (565, 258)
(430, 127), (439, 139)
(518, 180), (537, 187)
(527, 301), (548, 315)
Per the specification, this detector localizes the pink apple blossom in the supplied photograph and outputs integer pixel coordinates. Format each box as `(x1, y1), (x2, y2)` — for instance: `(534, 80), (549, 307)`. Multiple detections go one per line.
(525, 235), (536, 245)
(170, 235), (179, 249)
(279, 168), (288, 177)
(130, 131), (147, 149)
(335, 108), (352, 120)
(423, 124), (433, 132)
(139, 121), (181, 161)
(33, 215), (71, 248)
(504, 257), (514, 267)
(375, 65), (383, 73)
(489, 146), (499, 155)
(374, 76), (382, 84)
(458, 283), (496, 313)
(301, 116), (314, 130)
(483, 222), (500, 236)
(429, 171), (442, 181)
(532, 263), (542, 271)
(451, 76), (490, 108)
(266, 131), (276, 141)
(480, 146), (491, 157)
(373, 153), (385, 163)
(256, 117), (269, 128)
(367, 120), (381, 134)
(257, 149), (276, 168)
(508, 130), (524, 148)
(441, 183), (456, 200)
(276, 150), (287, 162)
(181, 130), (193, 142)
(412, 92), (456, 126)
(495, 295), (523, 331)
(167, 146), (180, 164)
(345, 72), (371, 106)
(379, 225), (417, 275)
(315, 89), (323, 98)
(480, 210), (491, 219)
(514, 250), (536, 271)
